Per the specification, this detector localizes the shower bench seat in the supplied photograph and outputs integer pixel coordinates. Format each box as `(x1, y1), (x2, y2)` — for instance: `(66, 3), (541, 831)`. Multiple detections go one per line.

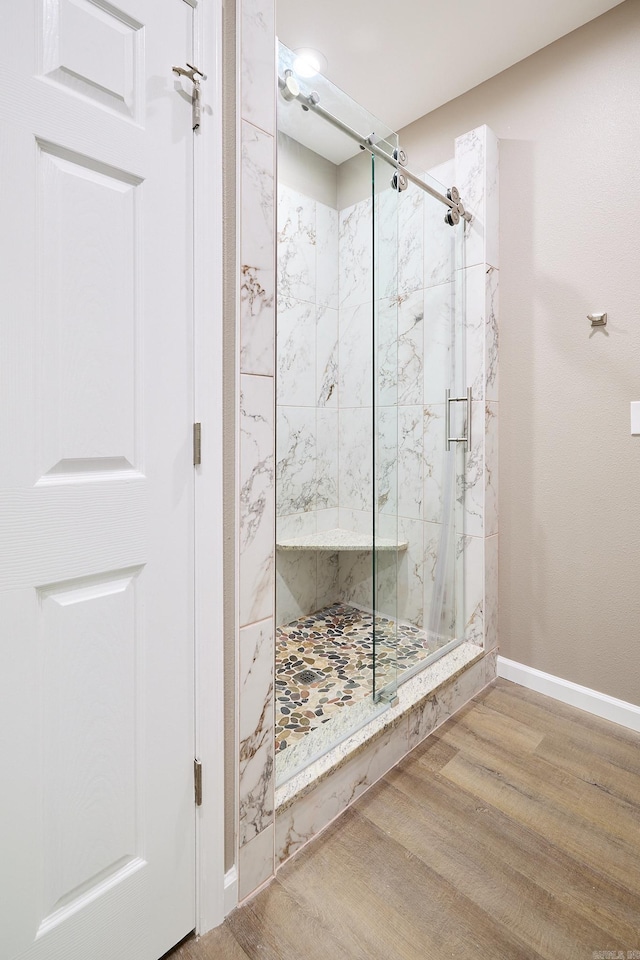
(276, 527), (408, 552)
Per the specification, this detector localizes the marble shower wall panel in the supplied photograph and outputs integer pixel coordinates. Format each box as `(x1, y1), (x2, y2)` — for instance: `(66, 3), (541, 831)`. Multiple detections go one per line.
(239, 375), (275, 628)
(339, 302), (372, 408)
(397, 183), (424, 297)
(456, 126), (499, 271)
(338, 550), (374, 611)
(462, 264), (500, 403)
(240, 0), (275, 136)
(276, 550), (319, 627)
(486, 267), (499, 402)
(396, 290), (424, 406)
(338, 406), (373, 513)
(460, 534), (484, 647)
(275, 512), (339, 625)
(376, 297), (400, 407)
(276, 510), (315, 542)
(375, 187), (399, 300)
(276, 406), (316, 516)
(397, 405), (424, 521)
(276, 297), (316, 406)
(317, 407), (339, 509)
(424, 193), (455, 289)
(397, 516), (426, 628)
(275, 184), (340, 627)
(423, 282), (453, 405)
(423, 404), (446, 526)
(315, 549), (340, 611)
(278, 183), (315, 247)
(485, 402), (499, 539)
(338, 507), (372, 536)
(240, 122), (275, 376)
(316, 304), (339, 407)
(339, 199), (374, 309)
(316, 204), (339, 310)
(454, 124), (499, 650)
(238, 823), (275, 903)
(239, 618), (275, 845)
(377, 405), (398, 517)
(463, 264), (487, 404)
(237, 0), (277, 901)
(484, 534), (499, 652)
(423, 519), (455, 641)
(460, 400), (485, 540)
(277, 186), (316, 304)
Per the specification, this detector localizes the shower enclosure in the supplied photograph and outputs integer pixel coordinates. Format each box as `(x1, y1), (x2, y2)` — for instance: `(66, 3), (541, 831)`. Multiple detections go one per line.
(275, 42), (470, 783)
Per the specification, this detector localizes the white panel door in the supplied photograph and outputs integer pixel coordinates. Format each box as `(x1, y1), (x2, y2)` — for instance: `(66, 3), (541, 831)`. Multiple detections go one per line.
(0, 2), (196, 958)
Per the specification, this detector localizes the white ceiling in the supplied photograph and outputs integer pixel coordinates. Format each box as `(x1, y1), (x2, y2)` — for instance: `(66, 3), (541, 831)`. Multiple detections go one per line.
(276, 0), (626, 140)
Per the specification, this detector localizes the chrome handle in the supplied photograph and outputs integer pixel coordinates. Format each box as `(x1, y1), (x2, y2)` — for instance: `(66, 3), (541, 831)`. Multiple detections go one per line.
(445, 387), (472, 451)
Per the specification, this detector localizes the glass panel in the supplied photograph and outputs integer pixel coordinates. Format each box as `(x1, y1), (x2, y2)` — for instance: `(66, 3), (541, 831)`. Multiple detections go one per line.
(453, 216), (467, 647)
(389, 167), (467, 686)
(372, 147), (399, 703)
(275, 41), (396, 784)
(274, 39), (467, 784)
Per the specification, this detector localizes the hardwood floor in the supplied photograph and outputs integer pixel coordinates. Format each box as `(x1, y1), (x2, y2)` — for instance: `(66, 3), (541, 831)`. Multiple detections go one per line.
(168, 679), (640, 960)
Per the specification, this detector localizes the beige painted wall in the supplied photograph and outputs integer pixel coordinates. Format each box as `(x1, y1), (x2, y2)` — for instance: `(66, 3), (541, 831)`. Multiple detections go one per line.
(399, 0), (640, 705)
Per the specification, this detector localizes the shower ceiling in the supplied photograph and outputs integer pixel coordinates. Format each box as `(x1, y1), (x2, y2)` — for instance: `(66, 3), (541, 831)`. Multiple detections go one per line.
(277, 0), (625, 146)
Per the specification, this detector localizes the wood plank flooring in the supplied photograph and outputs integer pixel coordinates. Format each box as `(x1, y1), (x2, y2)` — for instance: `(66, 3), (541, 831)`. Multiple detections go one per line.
(167, 679), (640, 960)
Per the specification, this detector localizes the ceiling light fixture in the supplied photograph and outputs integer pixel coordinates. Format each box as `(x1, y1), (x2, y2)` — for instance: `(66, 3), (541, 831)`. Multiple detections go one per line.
(293, 48), (327, 79)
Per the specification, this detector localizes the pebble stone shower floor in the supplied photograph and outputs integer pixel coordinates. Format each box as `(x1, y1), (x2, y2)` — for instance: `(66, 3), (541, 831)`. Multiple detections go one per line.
(275, 602), (443, 752)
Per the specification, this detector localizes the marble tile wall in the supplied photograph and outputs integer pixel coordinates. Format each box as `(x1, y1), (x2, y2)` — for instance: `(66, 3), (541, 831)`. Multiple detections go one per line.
(237, 0), (276, 903)
(455, 126), (500, 653)
(276, 184), (340, 627)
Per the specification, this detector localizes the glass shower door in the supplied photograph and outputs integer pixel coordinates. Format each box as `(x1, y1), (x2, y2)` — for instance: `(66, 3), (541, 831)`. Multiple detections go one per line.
(421, 172), (467, 669)
(275, 40), (400, 777)
(372, 163), (468, 694)
(372, 143), (400, 703)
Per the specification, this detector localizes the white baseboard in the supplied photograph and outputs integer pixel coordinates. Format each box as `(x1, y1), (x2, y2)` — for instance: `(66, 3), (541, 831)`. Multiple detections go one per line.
(223, 866), (238, 917)
(497, 656), (640, 734)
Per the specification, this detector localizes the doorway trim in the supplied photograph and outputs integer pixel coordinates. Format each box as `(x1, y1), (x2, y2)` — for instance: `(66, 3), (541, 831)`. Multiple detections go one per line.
(193, 0), (226, 935)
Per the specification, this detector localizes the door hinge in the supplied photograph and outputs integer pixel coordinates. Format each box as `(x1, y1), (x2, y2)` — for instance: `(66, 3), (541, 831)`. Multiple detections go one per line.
(194, 758), (203, 806)
(193, 422), (202, 465)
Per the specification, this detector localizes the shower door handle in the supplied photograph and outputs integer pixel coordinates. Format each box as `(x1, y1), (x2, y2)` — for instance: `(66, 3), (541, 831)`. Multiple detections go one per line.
(445, 388), (472, 451)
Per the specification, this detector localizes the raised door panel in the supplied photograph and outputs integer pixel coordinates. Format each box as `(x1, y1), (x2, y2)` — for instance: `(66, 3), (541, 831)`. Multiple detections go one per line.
(39, 568), (143, 933)
(41, 0), (143, 121)
(37, 141), (141, 479)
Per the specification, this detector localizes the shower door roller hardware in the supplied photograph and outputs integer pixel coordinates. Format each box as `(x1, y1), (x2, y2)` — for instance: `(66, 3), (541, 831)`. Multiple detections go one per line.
(445, 388), (472, 451)
(394, 147), (408, 167)
(391, 171), (408, 192)
(280, 70), (300, 101)
(445, 205), (461, 226)
(301, 91), (319, 112)
(444, 185), (471, 227)
(588, 312), (607, 327)
(172, 63), (206, 129)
